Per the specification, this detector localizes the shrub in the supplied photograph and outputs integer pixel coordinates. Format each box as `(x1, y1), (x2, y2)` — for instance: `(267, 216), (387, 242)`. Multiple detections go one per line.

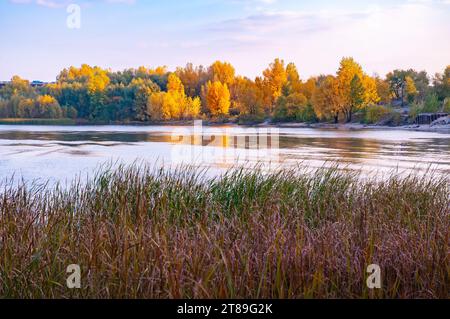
(389, 111), (403, 126)
(409, 102), (423, 122)
(364, 104), (391, 124)
(238, 113), (266, 125)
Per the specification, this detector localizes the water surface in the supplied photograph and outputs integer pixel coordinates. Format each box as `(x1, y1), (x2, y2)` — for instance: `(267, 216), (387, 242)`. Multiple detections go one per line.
(0, 125), (448, 184)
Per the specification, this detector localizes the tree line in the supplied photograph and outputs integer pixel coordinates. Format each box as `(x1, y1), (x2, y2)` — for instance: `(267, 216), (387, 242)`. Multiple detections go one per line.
(0, 58), (449, 124)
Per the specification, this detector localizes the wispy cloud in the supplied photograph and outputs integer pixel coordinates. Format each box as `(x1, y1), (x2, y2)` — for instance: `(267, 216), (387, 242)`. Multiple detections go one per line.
(205, 7), (376, 46)
(192, 0), (449, 77)
(9, 0), (136, 8)
(2, 0), (448, 81)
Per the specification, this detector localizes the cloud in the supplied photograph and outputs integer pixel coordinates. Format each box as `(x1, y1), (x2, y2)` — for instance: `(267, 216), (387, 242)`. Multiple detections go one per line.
(194, 1), (449, 78)
(10, 0), (69, 7)
(205, 8), (375, 43)
(9, 0), (136, 8)
(104, 0), (136, 4)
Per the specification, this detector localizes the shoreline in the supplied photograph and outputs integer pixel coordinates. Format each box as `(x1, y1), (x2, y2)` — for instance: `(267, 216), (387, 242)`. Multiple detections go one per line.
(265, 122), (450, 134)
(0, 118), (449, 134)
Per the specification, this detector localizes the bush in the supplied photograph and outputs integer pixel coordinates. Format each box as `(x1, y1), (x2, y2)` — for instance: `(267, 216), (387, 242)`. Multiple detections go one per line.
(409, 102), (423, 122)
(364, 104), (391, 124)
(389, 111), (403, 126)
(238, 113), (266, 125)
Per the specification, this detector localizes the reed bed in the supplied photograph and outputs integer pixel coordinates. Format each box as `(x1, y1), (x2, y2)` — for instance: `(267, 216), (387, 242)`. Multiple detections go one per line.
(0, 164), (448, 298)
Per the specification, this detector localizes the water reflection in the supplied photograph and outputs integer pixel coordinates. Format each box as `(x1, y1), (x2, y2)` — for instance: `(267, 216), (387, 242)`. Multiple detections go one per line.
(0, 125), (448, 184)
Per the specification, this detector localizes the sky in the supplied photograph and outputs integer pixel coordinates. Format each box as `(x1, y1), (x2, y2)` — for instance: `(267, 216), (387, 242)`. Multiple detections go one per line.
(0, 0), (449, 82)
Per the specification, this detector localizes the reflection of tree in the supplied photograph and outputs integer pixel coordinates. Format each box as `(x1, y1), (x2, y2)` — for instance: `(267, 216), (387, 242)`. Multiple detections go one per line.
(279, 136), (382, 163)
(2, 130), (448, 163)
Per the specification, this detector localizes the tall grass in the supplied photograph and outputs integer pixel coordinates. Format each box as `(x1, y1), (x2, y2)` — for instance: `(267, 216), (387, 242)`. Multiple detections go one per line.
(0, 164), (448, 298)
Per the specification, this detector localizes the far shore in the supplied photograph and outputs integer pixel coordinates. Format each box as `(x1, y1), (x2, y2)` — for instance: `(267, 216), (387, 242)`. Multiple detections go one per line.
(0, 117), (449, 134)
(265, 122), (450, 134)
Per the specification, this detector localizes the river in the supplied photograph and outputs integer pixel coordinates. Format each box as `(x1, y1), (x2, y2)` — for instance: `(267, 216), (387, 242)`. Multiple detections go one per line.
(0, 124), (449, 184)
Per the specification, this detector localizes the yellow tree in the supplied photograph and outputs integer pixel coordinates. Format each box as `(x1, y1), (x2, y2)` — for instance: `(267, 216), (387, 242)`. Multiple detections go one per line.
(299, 77), (317, 101)
(285, 63), (302, 93)
(337, 57), (363, 105)
(375, 77), (391, 104)
(337, 57), (379, 122)
(312, 75), (343, 123)
(166, 73), (186, 118)
(148, 74), (201, 120)
(362, 75), (380, 105)
(203, 81), (230, 116)
(405, 76), (418, 103)
(36, 95), (63, 118)
(262, 58), (287, 112)
(147, 92), (166, 120)
(184, 96), (201, 119)
(176, 63), (208, 97)
(208, 61), (235, 86)
(61, 64), (110, 93)
(0, 75), (32, 99)
(255, 76), (272, 112)
(232, 76), (264, 116)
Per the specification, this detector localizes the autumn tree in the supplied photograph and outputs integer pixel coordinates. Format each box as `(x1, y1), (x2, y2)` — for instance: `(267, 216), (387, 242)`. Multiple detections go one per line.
(208, 61), (235, 86)
(274, 64), (316, 122)
(387, 69), (429, 106)
(299, 77), (317, 102)
(176, 63), (209, 97)
(375, 76), (391, 104)
(254, 76), (272, 112)
(147, 73), (200, 120)
(347, 75), (365, 122)
(53, 64), (111, 119)
(202, 81), (230, 117)
(312, 75), (342, 123)
(35, 95), (63, 118)
(231, 76), (264, 116)
(336, 57), (379, 122)
(262, 58), (287, 113)
(405, 76), (418, 104)
(285, 63), (302, 93)
(147, 92), (166, 120)
(0, 75), (32, 99)
(433, 65), (450, 101)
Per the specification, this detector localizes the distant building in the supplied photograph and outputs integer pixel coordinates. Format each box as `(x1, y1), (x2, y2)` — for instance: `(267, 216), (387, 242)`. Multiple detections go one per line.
(31, 81), (46, 87)
(0, 80), (52, 88)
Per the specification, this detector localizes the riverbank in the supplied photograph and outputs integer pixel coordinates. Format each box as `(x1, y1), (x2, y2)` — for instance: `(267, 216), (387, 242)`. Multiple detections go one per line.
(0, 118), (77, 125)
(0, 164), (448, 299)
(269, 122), (450, 133)
(1, 117), (449, 134)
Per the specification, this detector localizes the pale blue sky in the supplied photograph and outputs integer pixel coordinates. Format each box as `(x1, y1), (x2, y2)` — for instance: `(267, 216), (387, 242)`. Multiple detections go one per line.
(0, 0), (449, 81)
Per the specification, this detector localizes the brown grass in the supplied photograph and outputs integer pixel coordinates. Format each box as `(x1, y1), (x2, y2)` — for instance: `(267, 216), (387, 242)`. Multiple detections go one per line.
(0, 165), (448, 298)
